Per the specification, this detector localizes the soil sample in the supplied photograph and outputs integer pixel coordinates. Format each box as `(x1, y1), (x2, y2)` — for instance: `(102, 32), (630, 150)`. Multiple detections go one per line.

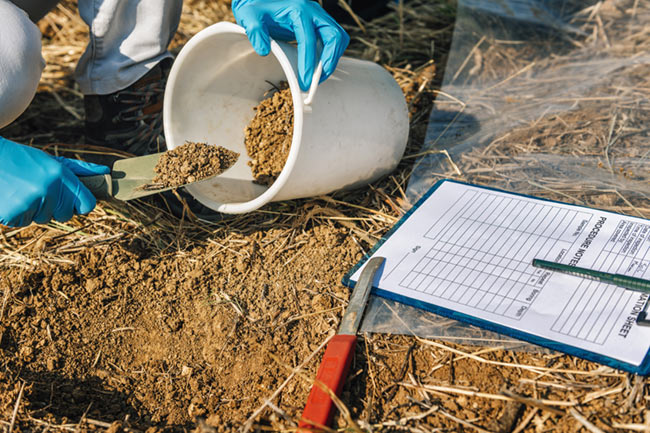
(148, 141), (239, 189)
(244, 83), (293, 186)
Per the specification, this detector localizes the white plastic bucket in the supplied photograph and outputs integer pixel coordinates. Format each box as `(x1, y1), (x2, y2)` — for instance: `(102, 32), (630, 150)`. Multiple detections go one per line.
(163, 22), (409, 214)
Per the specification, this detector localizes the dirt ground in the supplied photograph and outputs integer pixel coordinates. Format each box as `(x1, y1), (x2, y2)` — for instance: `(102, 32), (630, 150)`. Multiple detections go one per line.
(1, 1), (649, 433)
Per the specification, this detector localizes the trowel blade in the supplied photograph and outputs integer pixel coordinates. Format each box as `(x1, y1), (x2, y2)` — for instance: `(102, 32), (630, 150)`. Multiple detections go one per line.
(110, 152), (165, 201)
(109, 151), (237, 201)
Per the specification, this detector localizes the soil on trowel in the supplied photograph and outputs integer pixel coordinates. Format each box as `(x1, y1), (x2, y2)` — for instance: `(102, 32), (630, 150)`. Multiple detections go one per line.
(244, 83), (293, 186)
(147, 141), (239, 189)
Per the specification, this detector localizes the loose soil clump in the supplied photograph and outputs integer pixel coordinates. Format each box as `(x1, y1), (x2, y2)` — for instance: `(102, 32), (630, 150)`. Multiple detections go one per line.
(244, 83), (293, 186)
(149, 141), (239, 189)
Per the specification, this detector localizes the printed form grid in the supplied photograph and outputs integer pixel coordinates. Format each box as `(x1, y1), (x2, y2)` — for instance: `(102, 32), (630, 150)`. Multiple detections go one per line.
(398, 190), (591, 320)
(551, 221), (650, 345)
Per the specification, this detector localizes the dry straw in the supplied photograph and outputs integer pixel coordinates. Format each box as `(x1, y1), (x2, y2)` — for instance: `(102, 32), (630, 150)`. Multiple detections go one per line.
(0, 0), (648, 432)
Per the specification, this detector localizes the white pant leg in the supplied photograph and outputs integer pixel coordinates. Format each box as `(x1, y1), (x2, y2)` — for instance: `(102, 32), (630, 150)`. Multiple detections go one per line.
(0, 0), (45, 128)
(75, 0), (183, 95)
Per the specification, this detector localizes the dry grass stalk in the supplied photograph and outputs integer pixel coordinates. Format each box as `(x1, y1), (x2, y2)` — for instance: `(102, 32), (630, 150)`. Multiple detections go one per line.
(569, 408), (607, 433)
(398, 382), (573, 410)
(7, 382), (25, 433)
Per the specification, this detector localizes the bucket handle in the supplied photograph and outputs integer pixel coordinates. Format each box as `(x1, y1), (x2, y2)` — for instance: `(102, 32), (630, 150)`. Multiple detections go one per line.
(302, 61), (323, 106)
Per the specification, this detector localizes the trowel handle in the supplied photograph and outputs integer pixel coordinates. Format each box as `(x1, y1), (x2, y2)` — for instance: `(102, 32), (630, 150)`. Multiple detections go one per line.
(79, 174), (113, 200)
(298, 334), (357, 432)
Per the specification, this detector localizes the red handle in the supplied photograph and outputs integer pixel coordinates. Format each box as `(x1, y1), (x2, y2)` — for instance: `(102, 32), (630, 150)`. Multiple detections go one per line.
(298, 334), (357, 432)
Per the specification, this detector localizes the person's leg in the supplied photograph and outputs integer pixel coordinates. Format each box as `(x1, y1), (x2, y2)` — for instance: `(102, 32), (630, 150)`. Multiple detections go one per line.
(75, 0), (183, 96)
(75, 0), (221, 220)
(8, 0), (59, 22)
(76, 0), (182, 156)
(0, 0), (45, 129)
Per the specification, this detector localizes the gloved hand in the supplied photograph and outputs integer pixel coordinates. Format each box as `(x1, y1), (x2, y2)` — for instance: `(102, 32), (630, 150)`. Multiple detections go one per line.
(232, 0), (350, 91)
(0, 137), (110, 227)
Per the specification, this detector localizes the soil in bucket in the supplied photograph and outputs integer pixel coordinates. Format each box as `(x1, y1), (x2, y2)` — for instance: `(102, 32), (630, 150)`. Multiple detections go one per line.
(147, 141), (239, 189)
(244, 82), (293, 186)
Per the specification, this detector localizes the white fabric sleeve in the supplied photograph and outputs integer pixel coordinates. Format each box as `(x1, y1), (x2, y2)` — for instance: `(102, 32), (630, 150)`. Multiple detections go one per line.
(0, 0), (45, 128)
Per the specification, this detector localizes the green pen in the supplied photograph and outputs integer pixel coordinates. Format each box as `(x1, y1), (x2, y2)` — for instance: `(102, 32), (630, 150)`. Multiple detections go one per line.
(531, 258), (650, 294)
(532, 258), (650, 327)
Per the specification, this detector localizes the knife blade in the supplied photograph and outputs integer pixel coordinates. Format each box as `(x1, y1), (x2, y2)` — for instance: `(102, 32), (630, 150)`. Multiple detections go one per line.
(298, 256), (385, 432)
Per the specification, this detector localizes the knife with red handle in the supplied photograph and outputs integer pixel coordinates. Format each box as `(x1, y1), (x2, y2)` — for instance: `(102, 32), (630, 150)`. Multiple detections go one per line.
(298, 257), (385, 432)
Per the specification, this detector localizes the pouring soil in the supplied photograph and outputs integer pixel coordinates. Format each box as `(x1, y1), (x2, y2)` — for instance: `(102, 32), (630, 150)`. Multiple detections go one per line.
(243, 83), (293, 186)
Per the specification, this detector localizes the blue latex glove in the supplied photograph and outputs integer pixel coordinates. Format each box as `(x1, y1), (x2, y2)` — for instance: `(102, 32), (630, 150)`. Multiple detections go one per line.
(232, 0), (350, 91)
(0, 137), (110, 227)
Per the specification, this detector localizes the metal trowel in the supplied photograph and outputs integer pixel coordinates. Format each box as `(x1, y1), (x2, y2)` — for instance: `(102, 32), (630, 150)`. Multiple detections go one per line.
(79, 151), (237, 201)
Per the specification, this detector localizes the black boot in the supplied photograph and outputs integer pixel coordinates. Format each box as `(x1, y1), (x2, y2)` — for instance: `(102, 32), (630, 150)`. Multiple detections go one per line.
(321, 0), (394, 24)
(84, 58), (173, 157)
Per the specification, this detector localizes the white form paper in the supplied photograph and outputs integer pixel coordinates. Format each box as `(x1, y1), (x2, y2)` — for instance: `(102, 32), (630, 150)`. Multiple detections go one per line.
(350, 181), (650, 366)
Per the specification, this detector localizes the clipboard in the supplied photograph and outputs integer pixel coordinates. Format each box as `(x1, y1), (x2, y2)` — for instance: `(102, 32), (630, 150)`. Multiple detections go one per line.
(343, 179), (650, 375)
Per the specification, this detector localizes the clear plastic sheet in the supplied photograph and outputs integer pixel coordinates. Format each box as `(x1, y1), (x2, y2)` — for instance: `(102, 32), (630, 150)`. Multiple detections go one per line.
(361, 0), (650, 345)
